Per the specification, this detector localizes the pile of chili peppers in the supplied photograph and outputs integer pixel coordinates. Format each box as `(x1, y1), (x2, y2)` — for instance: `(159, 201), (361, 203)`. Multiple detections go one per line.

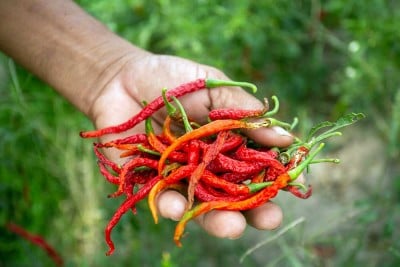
(80, 79), (364, 256)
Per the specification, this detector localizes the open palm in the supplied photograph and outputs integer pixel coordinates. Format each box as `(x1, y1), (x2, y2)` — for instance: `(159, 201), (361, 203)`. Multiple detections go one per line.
(89, 54), (293, 239)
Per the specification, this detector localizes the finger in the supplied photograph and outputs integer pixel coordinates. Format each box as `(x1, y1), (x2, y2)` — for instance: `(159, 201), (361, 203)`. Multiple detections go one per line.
(246, 126), (293, 147)
(195, 210), (247, 239)
(156, 190), (187, 221)
(156, 190), (247, 239)
(243, 202), (283, 230)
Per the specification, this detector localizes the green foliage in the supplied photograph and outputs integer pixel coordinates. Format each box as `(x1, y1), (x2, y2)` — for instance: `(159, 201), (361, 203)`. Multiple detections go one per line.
(1, 0), (400, 266)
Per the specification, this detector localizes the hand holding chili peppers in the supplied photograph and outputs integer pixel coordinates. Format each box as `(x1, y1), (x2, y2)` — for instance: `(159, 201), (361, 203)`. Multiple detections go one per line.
(85, 55), (295, 243)
(81, 68), (364, 254)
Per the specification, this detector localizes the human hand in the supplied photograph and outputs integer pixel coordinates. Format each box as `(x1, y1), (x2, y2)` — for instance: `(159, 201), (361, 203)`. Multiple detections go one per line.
(89, 53), (294, 239)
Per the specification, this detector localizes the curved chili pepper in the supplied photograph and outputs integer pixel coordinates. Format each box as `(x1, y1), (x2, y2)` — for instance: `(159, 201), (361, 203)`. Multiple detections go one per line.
(194, 181), (250, 202)
(208, 108), (265, 120)
(201, 170), (272, 196)
(187, 131), (229, 209)
(97, 133), (148, 147)
(174, 143), (325, 246)
(234, 144), (278, 162)
(148, 165), (198, 223)
(174, 173), (290, 247)
(6, 222), (64, 266)
(80, 79), (257, 138)
(162, 115), (177, 143)
(109, 157), (159, 198)
(158, 119), (270, 174)
(145, 118), (187, 163)
(105, 175), (161, 256)
(207, 153), (284, 175)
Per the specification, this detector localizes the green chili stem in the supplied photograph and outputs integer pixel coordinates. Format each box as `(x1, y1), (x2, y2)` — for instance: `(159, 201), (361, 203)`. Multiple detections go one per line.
(137, 144), (160, 156)
(307, 132), (342, 149)
(162, 88), (178, 116)
(266, 118), (292, 130)
(310, 158), (340, 164)
(205, 79), (258, 94)
(288, 143), (325, 181)
(262, 96), (279, 117)
(248, 181), (274, 193)
(290, 117), (299, 131)
(172, 96), (193, 132)
(287, 182), (308, 191)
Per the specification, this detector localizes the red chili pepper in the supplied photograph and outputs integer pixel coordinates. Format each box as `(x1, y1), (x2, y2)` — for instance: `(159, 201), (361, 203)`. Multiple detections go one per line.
(109, 157), (158, 198)
(234, 144), (278, 162)
(187, 131), (229, 209)
(80, 79), (206, 138)
(97, 161), (120, 184)
(97, 133), (148, 147)
(162, 115), (177, 143)
(174, 172), (291, 247)
(158, 119), (269, 174)
(185, 140), (201, 165)
(105, 175), (161, 256)
(201, 170), (271, 196)
(80, 79), (257, 138)
(194, 181), (250, 202)
(208, 108), (264, 120)
(148, 165), (197, 223)
(286, 184), (313, 199)
(6, 222), (64, 266)
(207, 153), (281, 175)
(173, 143), (325, 246)
(145, 118), (187, 163)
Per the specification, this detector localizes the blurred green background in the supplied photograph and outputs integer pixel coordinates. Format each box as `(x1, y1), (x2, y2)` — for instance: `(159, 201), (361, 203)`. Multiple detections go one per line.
(1, 0), (399, 266)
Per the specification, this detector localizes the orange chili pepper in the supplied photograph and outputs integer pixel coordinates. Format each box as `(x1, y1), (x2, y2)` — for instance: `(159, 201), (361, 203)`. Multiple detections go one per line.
(173, 172), (291, 247)
(173, 143), (325, 246)
(158, 119), (270, 174)
(162, 115), (177, 143)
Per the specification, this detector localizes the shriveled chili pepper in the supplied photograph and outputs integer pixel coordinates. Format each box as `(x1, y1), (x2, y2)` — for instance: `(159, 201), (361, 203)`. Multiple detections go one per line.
(173, 143), (325, 246)
(187, 131), (229, 209)
(158, 119), (271, 173)
(174, 173), (290, 247)
(234, 144), (279, 162)
(201, 170), (271, 196)
(162, 115), (177, 143)
(80, 79), (257, 138)
(109, 157), (159, 198)
(185, 140), (201, 165)
(194, 181), (250, 202)
(145, 118), (187, 163)
(218, 172), (253, 183)
(6, 222), (64, 266)
(286, 184), (313, 199)
(105, 175), (161, 256)
(97, 133), (148, 147)
(93, 144), (121, 174)
(208, 108), (264, 120)
(207, 153), (283, 175)
(149, 165), (197, 223)
(98, 161), (120, 184)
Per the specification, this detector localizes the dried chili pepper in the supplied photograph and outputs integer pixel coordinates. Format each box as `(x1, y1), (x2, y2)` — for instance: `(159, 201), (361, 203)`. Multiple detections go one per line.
(109, 157), (159, 198)
(6, 222), (64, 266)
(105, 175), (161, 256)
(186, 131), (229, 209)
(173, 143), (325, 246)
(80, 79), (257, 138)
(158, 119), (271, 173)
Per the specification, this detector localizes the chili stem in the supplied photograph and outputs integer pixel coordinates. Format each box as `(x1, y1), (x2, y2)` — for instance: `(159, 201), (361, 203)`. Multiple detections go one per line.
(205, 79), (257, 94)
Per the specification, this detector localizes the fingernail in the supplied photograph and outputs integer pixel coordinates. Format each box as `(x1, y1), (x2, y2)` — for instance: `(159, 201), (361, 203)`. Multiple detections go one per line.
(272, 126), (291, 137)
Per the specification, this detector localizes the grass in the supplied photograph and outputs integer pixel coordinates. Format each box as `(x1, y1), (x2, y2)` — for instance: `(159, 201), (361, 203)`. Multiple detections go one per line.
(1, 1), (400, 266)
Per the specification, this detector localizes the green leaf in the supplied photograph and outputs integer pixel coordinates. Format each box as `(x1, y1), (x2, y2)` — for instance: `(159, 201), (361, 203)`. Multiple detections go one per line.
(306, 121), (335, 142)
(306, 113), (365, 146)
